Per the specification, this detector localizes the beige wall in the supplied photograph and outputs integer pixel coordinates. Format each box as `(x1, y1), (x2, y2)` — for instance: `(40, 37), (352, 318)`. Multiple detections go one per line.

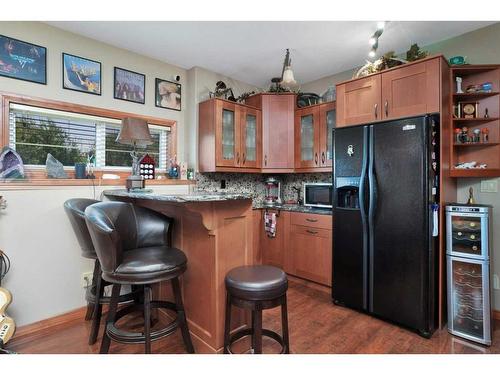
(0, 21), (188, 163)
(0, 184), (191, 326)
(0, 21), (260, 326)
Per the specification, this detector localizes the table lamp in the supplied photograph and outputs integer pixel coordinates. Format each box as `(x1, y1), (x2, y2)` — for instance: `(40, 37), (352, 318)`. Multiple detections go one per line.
(116, 117), (153, 191)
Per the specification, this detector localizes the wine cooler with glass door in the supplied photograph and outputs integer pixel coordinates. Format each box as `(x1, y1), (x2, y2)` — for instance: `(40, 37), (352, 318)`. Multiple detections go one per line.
(446, 204), (492, 345)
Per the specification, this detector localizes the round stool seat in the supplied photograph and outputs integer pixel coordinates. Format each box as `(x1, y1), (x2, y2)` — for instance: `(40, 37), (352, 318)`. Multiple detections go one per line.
(225, 265), (288, 301)
(103, 246), (187, 285)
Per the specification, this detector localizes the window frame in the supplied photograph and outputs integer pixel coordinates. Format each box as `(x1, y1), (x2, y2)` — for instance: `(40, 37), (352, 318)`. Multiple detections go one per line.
(0, 92), (177, 180)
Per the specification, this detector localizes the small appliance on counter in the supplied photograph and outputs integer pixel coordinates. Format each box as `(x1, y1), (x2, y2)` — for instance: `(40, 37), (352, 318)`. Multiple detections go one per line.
(264, 177), (282, 206)
(446, 204), (492, 346)
(303, 183), (332, 208)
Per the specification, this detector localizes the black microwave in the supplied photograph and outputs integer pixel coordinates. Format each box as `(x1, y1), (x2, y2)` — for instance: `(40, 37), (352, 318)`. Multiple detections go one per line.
(303, 183), (333, 209)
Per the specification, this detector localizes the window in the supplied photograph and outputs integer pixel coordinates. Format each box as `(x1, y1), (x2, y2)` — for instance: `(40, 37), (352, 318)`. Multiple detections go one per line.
(9, 103), (172, 170)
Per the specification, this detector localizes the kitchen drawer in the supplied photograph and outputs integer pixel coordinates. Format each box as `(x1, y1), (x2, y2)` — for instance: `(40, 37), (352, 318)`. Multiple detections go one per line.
(289, 224), (332, 286)
(290, 212), (332, 229)
(290, 224), (331, 238)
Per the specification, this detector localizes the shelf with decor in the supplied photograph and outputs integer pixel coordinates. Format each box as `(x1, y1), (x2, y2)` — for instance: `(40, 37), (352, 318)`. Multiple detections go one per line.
(449, 64), (500, 177)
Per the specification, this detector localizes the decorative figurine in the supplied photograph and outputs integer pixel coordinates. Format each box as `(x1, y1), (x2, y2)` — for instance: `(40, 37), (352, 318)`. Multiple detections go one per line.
(454, 128), (461, 144)
(473, 128), (481, 143)
(481, 128), (489, 143)
(467, 187), (475, 205)
(484, 108), (489, 118)
(168, 155), (179, 179)
(456, 76), (464, 94)
(460, 126), (469, 143)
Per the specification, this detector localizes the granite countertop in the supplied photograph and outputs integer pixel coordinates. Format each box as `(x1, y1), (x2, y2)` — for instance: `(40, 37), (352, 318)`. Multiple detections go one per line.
(253, 203), (332, 216)
(103, 189), (253, 203)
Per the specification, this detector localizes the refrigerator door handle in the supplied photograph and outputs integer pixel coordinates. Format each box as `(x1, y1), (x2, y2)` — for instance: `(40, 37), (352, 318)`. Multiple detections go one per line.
(368, 125), (375, 312)
(359, 126), (369, 310)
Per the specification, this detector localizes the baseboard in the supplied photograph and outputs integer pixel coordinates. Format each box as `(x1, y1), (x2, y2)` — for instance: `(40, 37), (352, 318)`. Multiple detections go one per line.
(13, 306), (87, 341)
(493, 309), (500, 321)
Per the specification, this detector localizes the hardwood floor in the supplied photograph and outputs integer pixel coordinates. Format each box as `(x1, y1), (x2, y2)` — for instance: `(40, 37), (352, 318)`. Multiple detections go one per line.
(8, 277), (500, 354)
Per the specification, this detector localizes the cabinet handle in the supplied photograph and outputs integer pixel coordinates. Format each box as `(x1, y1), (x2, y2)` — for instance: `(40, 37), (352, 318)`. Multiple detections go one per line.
(243, 153), (246, 164)
(384, 100), (389, 117)
(237, 152), (240, 165)
(321, 151), (326, 165)
(374, 103), (378, 119)
(306, 218), (318, 223)
(264, 154), (267, 166)
(306, 229), (319, 235)
(315, 153), (318, 165)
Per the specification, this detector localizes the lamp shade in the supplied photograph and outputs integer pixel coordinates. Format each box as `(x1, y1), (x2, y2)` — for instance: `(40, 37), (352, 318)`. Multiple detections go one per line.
(116, 117), (153, 147)
(281, 66), (296, 86)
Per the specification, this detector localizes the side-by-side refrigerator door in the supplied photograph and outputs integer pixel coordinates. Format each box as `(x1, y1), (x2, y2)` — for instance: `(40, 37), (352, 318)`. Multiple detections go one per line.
(332, 126), (369, 311)
(369, 116), (434, 335)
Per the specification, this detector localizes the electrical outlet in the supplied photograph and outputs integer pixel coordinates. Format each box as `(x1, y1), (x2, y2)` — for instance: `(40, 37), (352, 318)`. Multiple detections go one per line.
(480, 179), (498, 193)
(81, 271), (94, 288)
(220, 179), (226, 189)
(494, 274), (500, 290)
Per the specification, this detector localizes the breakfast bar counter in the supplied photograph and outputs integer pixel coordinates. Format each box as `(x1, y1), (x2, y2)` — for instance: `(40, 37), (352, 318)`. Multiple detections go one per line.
(103, 190), (257, 353)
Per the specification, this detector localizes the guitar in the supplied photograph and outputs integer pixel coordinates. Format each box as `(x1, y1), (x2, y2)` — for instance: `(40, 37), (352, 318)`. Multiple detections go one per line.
(0, 287), (15, 353)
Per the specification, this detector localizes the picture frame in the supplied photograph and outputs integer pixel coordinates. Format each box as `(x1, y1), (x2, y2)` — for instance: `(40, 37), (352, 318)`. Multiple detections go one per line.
(114, 67), (145, 104)
(155, 78), (181, 111)
(62, 53), (102, 95)
(0, 34), (46, 84)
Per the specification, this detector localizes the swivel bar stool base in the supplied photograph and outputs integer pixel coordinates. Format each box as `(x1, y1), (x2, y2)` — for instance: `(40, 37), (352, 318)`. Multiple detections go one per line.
(223, 265), (290, 354)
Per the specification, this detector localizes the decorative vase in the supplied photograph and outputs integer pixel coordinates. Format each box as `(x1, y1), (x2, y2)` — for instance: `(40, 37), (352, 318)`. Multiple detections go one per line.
(74, 162), (87, 179)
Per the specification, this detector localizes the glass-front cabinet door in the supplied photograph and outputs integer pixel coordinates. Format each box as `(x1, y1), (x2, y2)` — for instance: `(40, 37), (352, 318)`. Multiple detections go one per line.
(446, 212), (489, 259)
(320, 102), (336, 167)
(240, 107), (261, 168)
(447, 256), (491, 344)
(295, 106), (319, 169)
(216, 101), (240, 167)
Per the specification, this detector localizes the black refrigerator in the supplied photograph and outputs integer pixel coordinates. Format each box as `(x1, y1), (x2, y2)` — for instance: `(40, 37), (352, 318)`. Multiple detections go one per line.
(332, 115), (440, 338)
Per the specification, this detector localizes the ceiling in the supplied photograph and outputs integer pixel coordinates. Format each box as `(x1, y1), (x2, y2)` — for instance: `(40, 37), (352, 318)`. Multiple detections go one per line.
(47, 21), (496, 88)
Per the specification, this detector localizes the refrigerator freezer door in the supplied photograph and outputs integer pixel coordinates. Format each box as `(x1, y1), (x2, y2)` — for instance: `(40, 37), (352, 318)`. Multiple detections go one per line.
(333, 126), (369, 310)
(369, 116), (435, 334)
(447, 256), (491, 345)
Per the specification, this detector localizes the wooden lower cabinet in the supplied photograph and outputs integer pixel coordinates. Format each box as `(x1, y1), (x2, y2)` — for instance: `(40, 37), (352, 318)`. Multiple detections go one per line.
(289, 223), (332, 287)
(261, 209), (288, 268)
(260, 210), (332, 287)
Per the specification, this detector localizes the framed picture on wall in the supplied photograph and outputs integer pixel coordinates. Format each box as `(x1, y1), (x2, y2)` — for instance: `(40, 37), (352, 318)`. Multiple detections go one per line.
(114, 67), (145, 104)
(155, 78), (181, 111)
(0, 35), (46, 84)
(62, 53), (102, 95)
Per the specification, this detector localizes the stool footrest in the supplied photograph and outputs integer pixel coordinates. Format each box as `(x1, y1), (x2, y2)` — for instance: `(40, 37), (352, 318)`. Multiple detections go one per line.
(226, 328), (287, 354)
(85, 284), (138, 305)
(106, 301), (179, 344)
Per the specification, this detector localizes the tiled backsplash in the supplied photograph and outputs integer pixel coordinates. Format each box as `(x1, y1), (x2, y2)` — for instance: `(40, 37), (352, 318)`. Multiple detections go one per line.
(195, 172), (332, 205)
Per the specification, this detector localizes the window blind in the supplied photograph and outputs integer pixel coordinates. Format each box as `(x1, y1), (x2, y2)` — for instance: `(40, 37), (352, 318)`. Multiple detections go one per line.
(9, 103), (171, 170)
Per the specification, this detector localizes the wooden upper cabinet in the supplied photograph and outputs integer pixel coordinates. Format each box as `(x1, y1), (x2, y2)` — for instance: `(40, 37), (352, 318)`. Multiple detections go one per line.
(336, 75), (382, 127)
(198, 98), (261, 172)
(215, 100), (240, 167)
(319, 102), (335, 167)
(295, 106), (320, 169)
(381, 57), (440, 120)
(260, 94), (295, 170)
(336, 56), (444, 127)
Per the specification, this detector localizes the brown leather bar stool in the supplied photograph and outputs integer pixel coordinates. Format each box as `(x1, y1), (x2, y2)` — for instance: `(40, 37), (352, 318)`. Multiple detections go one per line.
(223, 265), (290, 354)
(64, 198), (136, 345)
(85, 201), (195, 354)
